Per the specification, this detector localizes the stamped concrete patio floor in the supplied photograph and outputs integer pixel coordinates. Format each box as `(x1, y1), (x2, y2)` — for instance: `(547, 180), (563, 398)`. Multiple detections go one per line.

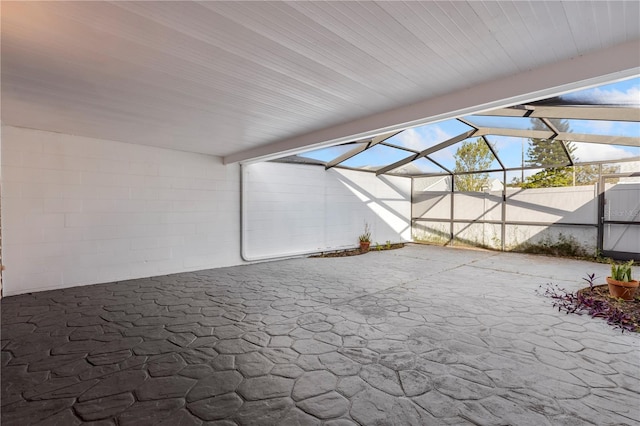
(2, 244), (639, 425)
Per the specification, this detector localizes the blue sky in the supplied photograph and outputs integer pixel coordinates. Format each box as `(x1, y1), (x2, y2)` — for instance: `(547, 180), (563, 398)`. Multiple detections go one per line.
(299, 76), (640, 171)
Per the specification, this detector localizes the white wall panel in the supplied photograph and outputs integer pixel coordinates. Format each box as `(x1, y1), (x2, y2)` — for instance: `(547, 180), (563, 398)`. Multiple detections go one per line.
(242, 162), (411, 260)
(412, 192), (452, 220)
(604, 225), (640, 253)
(1, 126), (242, 296)
(506, 186), (597, 224)
(603, 183), (640, 254)
(604, 184), (640, 222)
(454, 192), (502, 222)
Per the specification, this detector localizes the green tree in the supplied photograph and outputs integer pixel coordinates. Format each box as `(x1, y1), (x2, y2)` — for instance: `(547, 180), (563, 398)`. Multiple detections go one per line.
(453, 138), (494, 191)
(515, 164), (619, 188)
(521, 168), (573, 188)
(574, 164), (619, 185)
(522, 119), (576, 188)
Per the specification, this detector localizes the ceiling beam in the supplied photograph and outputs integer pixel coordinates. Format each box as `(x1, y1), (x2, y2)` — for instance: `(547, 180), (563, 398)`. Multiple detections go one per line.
(557, 133), (640, 146)
(474, 107), (533, 118)
(475, 128), (554, 139)
(532, 106), (640, 122)
(224, 40), (640, 164)
(475, 128), (640, 147)
(477, 105), (640, 121)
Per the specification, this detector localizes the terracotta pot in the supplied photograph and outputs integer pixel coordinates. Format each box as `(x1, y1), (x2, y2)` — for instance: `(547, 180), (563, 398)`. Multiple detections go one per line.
(606, 277), (639, 301)
(359, 241), (370, 252)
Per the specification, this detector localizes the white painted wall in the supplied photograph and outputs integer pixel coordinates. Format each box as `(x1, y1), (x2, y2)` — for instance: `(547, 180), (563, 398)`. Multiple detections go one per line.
(1, 126), (242, 296)
(243, 162), (411, 260)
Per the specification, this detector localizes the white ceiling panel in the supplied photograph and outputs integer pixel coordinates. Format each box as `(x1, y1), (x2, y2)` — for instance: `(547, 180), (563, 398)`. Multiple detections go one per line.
(2, 1), (639, 160)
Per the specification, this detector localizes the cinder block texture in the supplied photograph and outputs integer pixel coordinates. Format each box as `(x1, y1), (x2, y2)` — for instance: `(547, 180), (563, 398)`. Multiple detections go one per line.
(243, 162), (411, 260)
(1, 126), (241, 295)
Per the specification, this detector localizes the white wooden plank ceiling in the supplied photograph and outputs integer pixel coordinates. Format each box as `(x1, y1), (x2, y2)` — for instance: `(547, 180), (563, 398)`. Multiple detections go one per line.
(2, 1), (639, 161)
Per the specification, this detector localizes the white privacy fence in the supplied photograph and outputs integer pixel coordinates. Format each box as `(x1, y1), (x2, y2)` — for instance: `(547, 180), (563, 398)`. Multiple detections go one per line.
(602, 183), (640, 255)
(412, 181), (640, 258)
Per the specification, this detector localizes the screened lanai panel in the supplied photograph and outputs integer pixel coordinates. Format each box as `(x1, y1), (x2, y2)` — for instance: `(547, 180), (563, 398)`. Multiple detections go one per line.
(453, 222), (502, 250)
(483, 135), (529, 168)
(506, 169), (526, 186)
(559, 78), (640, 106)
(523, 139), (572, 167)
(412, 193), (452, 221)
(388, 157), (444, 175)
(297, 143), (362, 163)
(570, 142), (640, 162)
(506, 186), (596, 224)
(429, 138), (501, 172)
(454, 192), (502, 222)
(454, 171), (503, 193)
(340, 144), (412, 171)
(565, 119), (640, 137)
(275, 77), (639, 179)
(383, 120), (473, 152)
(603, 162), (640, 183)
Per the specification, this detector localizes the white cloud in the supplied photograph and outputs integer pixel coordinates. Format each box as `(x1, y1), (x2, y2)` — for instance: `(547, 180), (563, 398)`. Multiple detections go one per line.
(393, 125), (456, 167)
(569, 119), (640, 137)
(563, 86), (640, 105)
(429, 149), (455, 166)
(573, 143), (637, 162)
(487, 136), (527, 153)
(395, 128), (423, 151)
(395, 125), (452, 151)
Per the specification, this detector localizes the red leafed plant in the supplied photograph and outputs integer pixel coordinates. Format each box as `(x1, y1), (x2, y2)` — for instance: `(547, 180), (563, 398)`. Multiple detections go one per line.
(537, 273), (638, 333)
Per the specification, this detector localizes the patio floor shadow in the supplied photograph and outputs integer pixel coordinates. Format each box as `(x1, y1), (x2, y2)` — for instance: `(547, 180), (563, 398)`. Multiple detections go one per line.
(1, 244), (639, 425)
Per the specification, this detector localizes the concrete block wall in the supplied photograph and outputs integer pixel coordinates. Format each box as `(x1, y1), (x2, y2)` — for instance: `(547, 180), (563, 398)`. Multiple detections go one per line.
(1, 126), (242, 296)
(243, 162), (411, 260)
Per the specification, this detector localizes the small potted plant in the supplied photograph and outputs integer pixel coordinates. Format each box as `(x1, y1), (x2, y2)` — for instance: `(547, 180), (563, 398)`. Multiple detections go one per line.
(358, 222), (371, 253)
(607, 260), (638, 300)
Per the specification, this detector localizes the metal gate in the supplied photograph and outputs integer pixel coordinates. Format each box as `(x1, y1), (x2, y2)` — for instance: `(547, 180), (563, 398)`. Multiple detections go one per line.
(598, 173), (640, 261)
